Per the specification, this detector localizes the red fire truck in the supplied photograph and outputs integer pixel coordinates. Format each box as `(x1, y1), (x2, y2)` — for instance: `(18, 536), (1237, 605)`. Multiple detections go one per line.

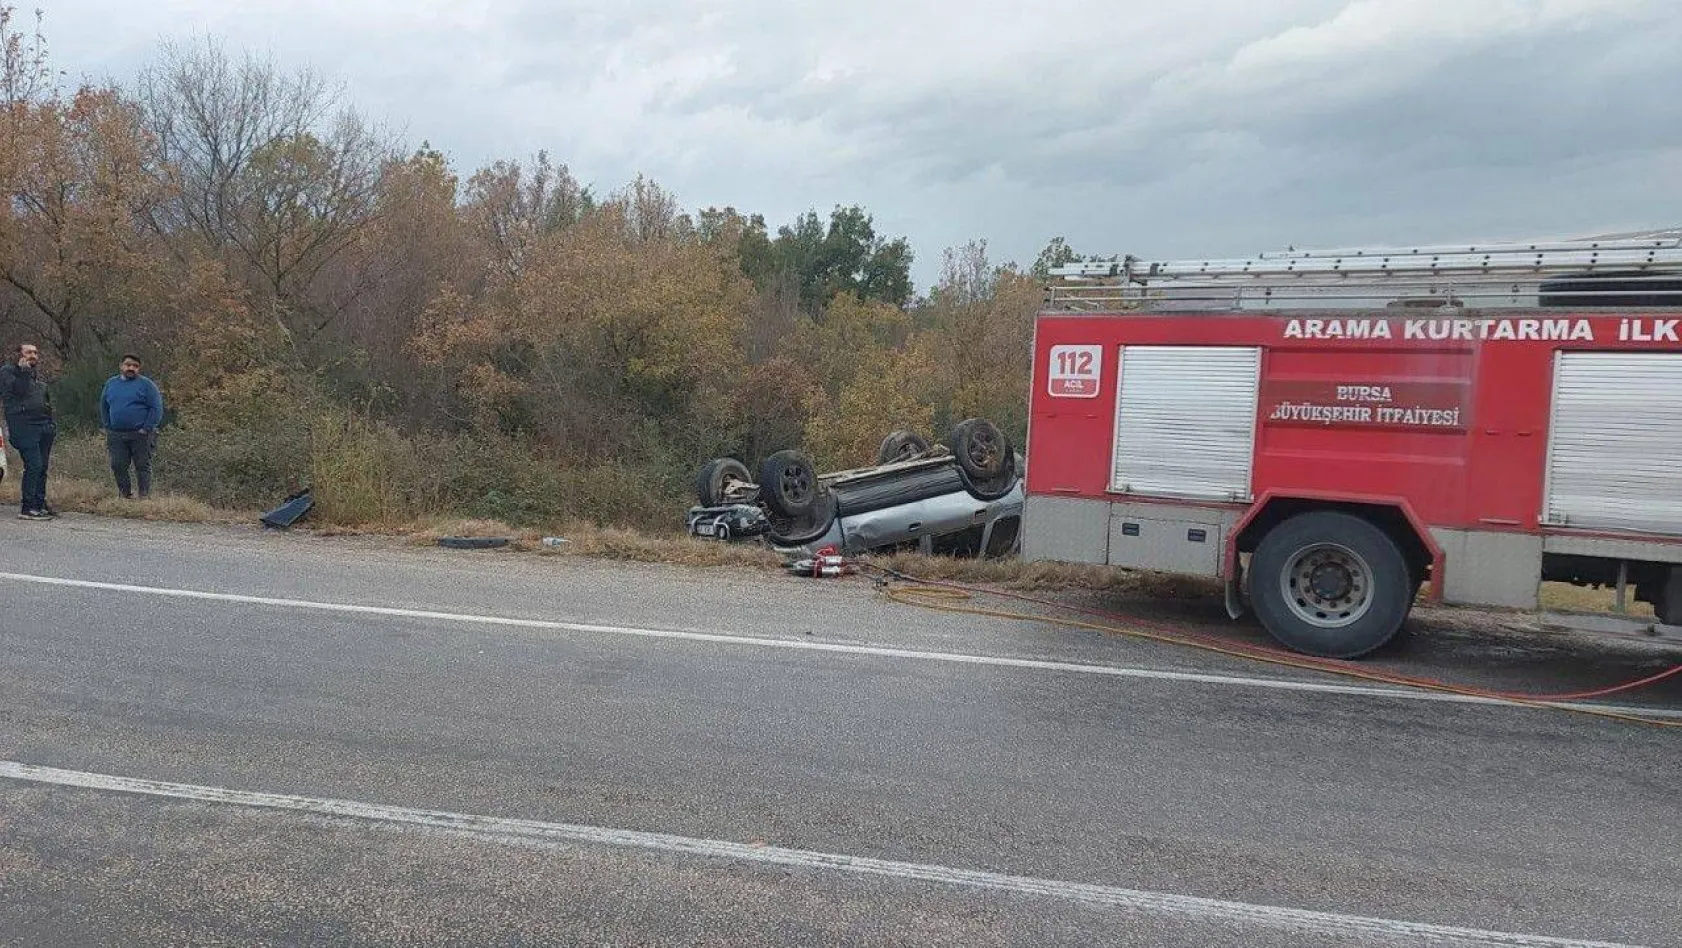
(1021, 229), (1682, 658)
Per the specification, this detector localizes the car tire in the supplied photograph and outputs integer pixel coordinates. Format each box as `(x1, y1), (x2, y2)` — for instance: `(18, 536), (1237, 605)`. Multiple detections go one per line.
(948, 418), (1010, 478)
(695, 457), (752, 507)
(757, 449), (819, 520)
(878, 430), (931, 464)
(947, 418), (1016, 500)
(1249, 511), (1412, 659)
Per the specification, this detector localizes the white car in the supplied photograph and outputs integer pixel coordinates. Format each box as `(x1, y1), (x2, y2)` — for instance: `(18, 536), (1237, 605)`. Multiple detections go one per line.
(692, 418), (1025, 559)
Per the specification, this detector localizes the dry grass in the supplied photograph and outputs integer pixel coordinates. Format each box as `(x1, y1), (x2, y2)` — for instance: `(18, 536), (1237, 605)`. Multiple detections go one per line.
(530, 523), (784, 567)
(0, 475), (243, 523)
(302, 516), (534, 542)
(406, 517), (533, 543)
(1539, 581), (1656, 617)
(387, 516), (783, 569)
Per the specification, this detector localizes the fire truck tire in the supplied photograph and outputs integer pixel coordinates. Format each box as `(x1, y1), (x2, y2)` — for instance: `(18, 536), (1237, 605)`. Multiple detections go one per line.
(1250, 511), (1413, 659)
(695, 457), (752, 507)
(758, 449), (819, 520)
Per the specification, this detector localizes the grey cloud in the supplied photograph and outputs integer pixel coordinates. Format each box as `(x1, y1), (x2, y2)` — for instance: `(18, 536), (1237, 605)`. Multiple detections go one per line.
(683, 2), (1682, 195)
(28, 0), (1682, 290)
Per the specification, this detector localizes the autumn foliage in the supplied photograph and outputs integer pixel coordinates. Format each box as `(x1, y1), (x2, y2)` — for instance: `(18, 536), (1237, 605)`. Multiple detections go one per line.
(0, 9), (1074, 530)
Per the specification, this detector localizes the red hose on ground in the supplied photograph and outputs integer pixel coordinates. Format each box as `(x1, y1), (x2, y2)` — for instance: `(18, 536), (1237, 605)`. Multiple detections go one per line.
(867, 567), (1682, 719)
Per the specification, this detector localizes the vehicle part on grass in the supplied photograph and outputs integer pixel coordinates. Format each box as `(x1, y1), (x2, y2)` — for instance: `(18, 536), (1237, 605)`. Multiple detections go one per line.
(259, 488), (314, 529)
(787, 545), (856, 578)
(686, 503), (771, 542)
(865, 563), (1682, 730)
(437, 535), (510, 549)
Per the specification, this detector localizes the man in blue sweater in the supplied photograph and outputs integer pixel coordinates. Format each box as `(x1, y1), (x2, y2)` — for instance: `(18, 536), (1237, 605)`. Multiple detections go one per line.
(100, 353), (164, 499)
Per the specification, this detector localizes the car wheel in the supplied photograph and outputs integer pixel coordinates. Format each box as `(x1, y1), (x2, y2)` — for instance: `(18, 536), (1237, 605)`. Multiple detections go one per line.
(695, 457), (752, 507)
(878, 430), (931, 464)
(948, 418), (1009, 478)
(757, 449), (819, 519)
(947, 419), (1017, 500)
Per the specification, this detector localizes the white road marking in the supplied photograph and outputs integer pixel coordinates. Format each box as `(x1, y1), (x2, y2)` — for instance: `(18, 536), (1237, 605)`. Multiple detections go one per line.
(0, 760), (1646, 948)
(1, 571), (1677, 719)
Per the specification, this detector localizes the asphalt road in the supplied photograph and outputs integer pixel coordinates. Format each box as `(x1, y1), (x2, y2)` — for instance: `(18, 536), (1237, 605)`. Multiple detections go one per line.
(1, 516), (1678, 947)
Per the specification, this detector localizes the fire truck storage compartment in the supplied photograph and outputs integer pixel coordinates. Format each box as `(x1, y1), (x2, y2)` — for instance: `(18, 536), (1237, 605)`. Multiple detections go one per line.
(1543, 350), (1682, 536)
(1109, 345), (1261, 501)
(1107, 504), (1238, 577)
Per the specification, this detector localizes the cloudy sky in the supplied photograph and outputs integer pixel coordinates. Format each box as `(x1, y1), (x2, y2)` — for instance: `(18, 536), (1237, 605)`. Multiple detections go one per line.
(32, 0), (1682, 291)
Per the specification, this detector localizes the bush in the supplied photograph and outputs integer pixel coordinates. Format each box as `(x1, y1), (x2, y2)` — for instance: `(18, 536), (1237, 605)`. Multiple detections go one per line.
(307, 412), (463, 525)
(304, 413), (683, 532)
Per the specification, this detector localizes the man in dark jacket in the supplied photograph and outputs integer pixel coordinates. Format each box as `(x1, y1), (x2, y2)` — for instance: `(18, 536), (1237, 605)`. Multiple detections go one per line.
(0, 342), (56, 519)
(100, 353), (164, 500)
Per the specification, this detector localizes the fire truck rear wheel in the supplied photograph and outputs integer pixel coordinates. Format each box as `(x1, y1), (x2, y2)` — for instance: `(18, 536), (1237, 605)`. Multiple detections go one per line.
(1250, 511), (1413, 659)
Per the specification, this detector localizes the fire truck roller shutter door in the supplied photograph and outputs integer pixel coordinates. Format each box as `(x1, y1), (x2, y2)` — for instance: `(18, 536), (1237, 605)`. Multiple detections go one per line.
(1110, 345), (1261, 502)
(1544, 351), (1682, 536)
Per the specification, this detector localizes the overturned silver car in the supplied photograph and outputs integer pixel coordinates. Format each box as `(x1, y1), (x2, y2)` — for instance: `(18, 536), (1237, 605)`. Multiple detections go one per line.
(688, 418), (1024, 559)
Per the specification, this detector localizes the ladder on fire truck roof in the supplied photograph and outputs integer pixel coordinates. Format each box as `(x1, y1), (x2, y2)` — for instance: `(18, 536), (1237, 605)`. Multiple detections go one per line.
(1044, 228), (1682, 312)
